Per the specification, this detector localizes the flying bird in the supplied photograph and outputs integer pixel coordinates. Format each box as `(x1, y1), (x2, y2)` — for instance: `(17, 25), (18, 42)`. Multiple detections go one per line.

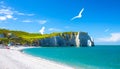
(39, 26), (45, 35)
(71, 8), (84, 20)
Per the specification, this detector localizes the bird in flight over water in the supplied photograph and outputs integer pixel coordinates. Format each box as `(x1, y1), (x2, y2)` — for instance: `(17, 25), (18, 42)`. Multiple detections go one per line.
(71, 8), (84, 20)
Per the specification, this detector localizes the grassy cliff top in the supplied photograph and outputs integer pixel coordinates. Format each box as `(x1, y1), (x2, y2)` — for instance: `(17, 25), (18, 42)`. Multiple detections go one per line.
(0, 29), (87, 40)
(0, 29), (88, 45)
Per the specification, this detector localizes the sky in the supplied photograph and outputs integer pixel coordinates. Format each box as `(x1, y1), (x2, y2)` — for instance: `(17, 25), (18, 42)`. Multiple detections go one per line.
(0, 0), (120, 45)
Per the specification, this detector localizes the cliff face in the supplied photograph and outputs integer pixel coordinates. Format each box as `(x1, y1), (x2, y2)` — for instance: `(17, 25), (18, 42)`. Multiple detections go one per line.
(39, 32), (94, 47)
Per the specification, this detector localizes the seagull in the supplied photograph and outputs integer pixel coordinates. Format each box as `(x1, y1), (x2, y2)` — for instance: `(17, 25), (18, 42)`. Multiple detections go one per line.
(71, 8), (84, 20)
(39, 26), (45, 35)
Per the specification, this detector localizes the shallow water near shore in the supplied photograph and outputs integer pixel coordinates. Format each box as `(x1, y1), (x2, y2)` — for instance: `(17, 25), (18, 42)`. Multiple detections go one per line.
(23, 45), (120, 69)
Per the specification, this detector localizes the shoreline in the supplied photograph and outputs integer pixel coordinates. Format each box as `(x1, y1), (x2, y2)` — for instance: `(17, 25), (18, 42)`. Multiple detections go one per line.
(0, 46), (74, 69)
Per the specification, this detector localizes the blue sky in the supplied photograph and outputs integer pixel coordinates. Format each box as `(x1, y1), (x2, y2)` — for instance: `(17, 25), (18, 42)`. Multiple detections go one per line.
(0, 0), (120, 45)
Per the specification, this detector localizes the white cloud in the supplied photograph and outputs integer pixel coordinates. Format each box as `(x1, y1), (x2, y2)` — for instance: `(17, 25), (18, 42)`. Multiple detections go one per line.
(39, 26), (45, 35)
(97, 33), (120, 42)
(15, 11), (25, 15)
(12, 18), (17, 20)
(0, 16), (6, 20)
(15, 11), (35, 16)
(22, 19), (47, 24)
(0, 1), (47, 26)
(6, 15), (13, 18)
(0, 5), (14, 20)
(48, 28), (61, 31)
(38, 20), (47, 24)
(0, 1), (35, 21)
(0, 9), (13, 15)
(0, 15), (13, 20)
(0, 15), (14, 21)
(0, 2), (15, 21)
(105, 28), (109, 32)
(27, 14), (35, 16)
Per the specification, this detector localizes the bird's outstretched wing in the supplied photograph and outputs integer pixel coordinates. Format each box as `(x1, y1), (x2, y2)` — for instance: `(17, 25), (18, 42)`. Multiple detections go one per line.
(39, 26), (45, 34)
(78, 8), (84, 16)
(71, 16), (78, 20)
(71, 8), (84, 20)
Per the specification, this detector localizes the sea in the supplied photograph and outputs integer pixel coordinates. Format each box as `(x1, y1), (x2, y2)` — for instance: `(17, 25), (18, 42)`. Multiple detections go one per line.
(23, 45), (120, 69)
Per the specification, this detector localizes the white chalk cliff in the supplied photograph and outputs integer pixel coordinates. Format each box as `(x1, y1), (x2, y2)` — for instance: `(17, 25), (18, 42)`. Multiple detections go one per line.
(39, 32), (94, 47)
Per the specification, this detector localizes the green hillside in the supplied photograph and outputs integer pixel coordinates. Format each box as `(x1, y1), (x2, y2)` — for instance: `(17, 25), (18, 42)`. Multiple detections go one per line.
(0, 29), (82, 46)
(0, 29), (52, 45)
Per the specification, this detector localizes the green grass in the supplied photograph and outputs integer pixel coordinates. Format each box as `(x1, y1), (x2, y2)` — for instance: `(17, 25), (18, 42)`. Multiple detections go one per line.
(0, 29), (87, 45)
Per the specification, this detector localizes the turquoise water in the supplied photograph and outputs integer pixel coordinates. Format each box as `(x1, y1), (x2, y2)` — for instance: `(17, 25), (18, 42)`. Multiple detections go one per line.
(23, 46), (120, 69)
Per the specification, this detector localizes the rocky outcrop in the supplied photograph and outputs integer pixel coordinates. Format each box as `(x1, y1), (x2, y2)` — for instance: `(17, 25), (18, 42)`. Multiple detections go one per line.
(79, 32), (94, 47)
(39, 32), (94, 47)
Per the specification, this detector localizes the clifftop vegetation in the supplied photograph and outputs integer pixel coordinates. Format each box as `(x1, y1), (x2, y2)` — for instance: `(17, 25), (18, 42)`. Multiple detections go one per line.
(0, 29), (87, 46)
